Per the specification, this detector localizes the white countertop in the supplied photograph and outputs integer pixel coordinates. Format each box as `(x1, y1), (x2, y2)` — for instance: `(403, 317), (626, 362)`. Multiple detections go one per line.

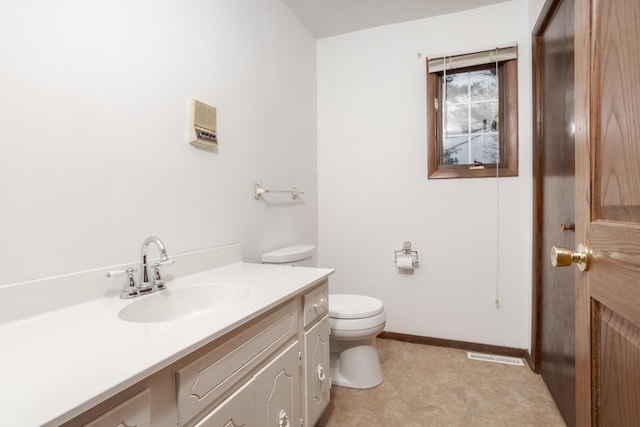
(0, 258), (333, 426)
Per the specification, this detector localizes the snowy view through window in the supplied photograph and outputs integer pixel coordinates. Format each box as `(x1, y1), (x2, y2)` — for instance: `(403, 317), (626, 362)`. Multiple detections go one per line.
(443, 68), (498, 165)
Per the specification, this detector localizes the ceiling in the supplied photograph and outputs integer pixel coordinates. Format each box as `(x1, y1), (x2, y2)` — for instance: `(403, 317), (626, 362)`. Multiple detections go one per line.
(282, 0), (512, 38)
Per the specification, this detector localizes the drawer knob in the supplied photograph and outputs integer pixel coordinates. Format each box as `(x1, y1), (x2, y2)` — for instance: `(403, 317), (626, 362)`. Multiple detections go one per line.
(312, 298), (327, 311)
(317, 364), (326, 381)
(278, 410), (290, 427)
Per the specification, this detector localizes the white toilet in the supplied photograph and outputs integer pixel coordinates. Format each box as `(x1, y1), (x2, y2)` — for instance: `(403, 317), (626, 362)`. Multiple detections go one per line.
(261, 245), (387, 389)
(329, 294), (386, 389)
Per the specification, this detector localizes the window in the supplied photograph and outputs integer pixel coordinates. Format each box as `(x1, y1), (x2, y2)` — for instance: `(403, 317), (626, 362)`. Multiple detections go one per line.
(427, 47), (518, 179)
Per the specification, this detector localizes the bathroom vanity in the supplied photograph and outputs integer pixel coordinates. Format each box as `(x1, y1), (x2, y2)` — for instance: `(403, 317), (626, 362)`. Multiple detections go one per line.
(0, 244), (332, 426)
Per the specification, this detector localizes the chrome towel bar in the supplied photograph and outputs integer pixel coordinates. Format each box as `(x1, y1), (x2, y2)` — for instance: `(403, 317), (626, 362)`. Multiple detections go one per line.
(254, 182), (304, 200)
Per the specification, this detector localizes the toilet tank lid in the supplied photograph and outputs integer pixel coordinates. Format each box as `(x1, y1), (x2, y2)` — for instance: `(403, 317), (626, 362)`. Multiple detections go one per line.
(329, 294), (384, 319)
(261, 244), (316, 263)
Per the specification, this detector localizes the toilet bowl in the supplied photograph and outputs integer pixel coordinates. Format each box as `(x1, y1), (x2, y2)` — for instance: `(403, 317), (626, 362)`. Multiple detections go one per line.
(261, 245), (386, 389)
(329, 294), (386, 389)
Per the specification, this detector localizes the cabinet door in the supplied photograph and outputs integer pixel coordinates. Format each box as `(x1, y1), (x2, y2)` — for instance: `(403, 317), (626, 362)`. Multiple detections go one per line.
(255, 342), (301, 427)
(194, 379), (256, 427)
(304, 317), (330, 427)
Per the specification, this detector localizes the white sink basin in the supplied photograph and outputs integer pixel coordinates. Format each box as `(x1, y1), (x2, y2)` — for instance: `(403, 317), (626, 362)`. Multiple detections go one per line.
(118, 283), (251, 323)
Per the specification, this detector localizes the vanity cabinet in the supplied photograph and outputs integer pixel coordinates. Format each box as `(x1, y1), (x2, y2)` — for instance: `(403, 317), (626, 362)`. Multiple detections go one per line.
(176, 300), (298, 425)
(67, 280), (329, 427)
(192, 341), (301, 427)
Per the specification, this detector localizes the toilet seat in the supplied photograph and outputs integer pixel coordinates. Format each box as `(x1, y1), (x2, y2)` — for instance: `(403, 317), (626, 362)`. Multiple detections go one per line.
(330, 311), (386, 332)
(329, 294), (383, 319)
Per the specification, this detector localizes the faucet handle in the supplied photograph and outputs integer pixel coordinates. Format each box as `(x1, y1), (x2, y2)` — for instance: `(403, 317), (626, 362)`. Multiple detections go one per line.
(150, 260), (172, 291)
(106, 267), (139, 299)
(105, 267), (137, 278)
(157, 258), (175, 267)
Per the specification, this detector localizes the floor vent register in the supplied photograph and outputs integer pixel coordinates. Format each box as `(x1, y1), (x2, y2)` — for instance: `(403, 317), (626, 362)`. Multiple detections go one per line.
(467, 352), (525, 366)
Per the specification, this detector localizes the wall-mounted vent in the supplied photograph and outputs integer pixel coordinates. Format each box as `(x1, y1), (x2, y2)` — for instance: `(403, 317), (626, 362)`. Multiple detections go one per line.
(188, 98), (217, 149)
(467, 352), (525, 366)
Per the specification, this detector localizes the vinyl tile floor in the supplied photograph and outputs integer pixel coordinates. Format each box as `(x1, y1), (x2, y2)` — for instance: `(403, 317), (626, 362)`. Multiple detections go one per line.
(316, 338), (566, 427)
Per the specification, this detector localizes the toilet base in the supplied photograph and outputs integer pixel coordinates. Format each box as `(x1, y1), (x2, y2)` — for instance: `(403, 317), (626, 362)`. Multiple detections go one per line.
(330, 337), (383, 389)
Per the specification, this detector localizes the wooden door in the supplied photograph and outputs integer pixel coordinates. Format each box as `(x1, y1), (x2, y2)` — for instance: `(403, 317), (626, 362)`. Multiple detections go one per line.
(574, 0), (640, 424)
(532, 0), (576, 425)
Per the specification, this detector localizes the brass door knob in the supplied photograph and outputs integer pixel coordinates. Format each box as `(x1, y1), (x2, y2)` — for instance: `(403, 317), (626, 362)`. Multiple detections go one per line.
(550, 244), (591, 271)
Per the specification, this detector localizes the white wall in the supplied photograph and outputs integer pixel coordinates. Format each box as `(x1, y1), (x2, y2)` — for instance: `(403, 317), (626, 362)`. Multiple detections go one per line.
(529, 0), (547, 30)
(0, 0), (317, 285)
(317, 0), (533, 350)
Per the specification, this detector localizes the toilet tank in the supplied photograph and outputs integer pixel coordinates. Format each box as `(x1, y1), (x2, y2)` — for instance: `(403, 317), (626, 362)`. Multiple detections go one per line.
(261, 244), (316, 267)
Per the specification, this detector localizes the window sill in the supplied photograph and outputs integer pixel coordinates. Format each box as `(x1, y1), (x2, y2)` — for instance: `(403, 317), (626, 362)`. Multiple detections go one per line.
(427, 164), (518, 179)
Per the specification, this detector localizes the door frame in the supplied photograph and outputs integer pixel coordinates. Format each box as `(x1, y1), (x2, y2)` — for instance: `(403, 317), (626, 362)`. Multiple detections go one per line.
(574, 0), (591, 423)
(530, 0), (569, 373)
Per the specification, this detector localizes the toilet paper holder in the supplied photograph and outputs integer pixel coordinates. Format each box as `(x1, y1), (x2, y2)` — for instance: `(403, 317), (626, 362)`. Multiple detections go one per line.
(394, 241), (419, 267)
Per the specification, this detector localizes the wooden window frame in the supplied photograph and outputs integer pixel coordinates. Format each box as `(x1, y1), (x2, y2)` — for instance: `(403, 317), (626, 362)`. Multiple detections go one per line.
(427, 59), (519, 179)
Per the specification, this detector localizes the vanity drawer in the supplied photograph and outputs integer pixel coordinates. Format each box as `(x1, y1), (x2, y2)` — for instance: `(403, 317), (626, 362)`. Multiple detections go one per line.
(303, 281), (328, 328)
(176, 299), (298, 425)
(84, 389), (150, 427)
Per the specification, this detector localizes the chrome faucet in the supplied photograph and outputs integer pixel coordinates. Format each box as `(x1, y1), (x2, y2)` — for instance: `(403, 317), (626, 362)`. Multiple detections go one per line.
(106, 236), (174, 298)
(139, 236), (174, 293)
